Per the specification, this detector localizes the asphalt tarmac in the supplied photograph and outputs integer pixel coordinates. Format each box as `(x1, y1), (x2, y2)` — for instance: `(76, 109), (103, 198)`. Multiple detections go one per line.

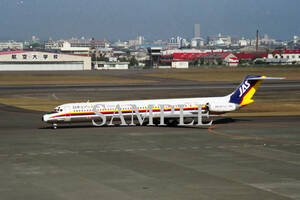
(0, 103), (300, 200)
(2, 80), (300, 104)
(1, 80), (300, 91)
(1, 76), (300, 200)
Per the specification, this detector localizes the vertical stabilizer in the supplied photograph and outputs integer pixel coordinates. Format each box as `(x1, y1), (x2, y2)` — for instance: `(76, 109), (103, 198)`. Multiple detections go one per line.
(229, 75), (284, 106)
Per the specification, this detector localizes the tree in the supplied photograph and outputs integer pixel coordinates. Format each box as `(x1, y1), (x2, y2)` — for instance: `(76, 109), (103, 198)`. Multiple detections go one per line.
(190, 59), (199, 67)
(216, 58), (223, 65)
(129, 56), (138, 66)
(119, 57), (128, 62)
(200, 58), (205, 65)
(98, 55), (108, 62)
(278, 49), (283, 58)
(254, 59), (267, 65)
(272, 51), (276, 59)
(91, 54), (97, 61)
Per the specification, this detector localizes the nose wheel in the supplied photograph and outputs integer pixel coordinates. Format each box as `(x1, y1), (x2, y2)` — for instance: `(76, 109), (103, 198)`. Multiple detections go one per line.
(53, 123), (58, 129)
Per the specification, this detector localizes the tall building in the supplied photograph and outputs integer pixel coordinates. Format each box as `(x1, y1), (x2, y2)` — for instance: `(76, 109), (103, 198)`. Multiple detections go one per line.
(194, 24), (201, 38)
(128, 36), (145, 47)
(137, 36), (145, 45)
(192, 24), (204, 48)
(167, 36), (188, 49)
(293, 36), (299, 44)
(147, 47), (162, 68)
(31, 36), (39, 42)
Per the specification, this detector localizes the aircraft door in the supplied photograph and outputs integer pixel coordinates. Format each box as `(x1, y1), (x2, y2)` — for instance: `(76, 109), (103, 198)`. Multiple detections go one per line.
(64, 105), (71, 122)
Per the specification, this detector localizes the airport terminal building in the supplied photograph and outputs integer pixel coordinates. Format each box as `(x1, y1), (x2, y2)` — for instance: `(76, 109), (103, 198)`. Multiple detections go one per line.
(0, 51), (91, 71)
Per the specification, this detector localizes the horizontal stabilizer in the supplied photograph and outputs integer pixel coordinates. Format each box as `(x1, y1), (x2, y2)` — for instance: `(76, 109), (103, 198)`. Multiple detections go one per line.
(247, 76), (285, 80)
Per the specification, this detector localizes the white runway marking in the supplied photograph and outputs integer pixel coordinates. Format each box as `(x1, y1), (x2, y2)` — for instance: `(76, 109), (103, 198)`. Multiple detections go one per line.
(124, 149), (134, 152)
(27, 153), (38, 156)
(178, 147), (187, 150)
(152, 148), (161, 151)
(67, 151), (77, 154)
(138, 148), (147, 151)
(41, 152), (51, 155)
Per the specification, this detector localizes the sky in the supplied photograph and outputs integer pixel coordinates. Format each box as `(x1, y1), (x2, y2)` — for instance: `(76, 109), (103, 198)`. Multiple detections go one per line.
(0, 0), (299, 41)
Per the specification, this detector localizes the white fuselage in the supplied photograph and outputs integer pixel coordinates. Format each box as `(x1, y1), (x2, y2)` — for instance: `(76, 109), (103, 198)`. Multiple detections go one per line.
(42, 95), (238, 125)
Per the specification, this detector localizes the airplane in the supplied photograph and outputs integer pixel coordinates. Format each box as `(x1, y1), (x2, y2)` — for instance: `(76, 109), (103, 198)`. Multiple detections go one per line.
(42, 75), (284, 129)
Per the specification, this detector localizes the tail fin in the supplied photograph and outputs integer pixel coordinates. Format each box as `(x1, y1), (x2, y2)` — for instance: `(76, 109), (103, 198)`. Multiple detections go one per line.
(229, 75), (284, 106)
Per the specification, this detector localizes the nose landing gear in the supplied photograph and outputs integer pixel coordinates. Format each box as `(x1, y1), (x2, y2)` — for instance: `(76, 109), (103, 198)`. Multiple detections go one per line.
(53, 123), (58, 129)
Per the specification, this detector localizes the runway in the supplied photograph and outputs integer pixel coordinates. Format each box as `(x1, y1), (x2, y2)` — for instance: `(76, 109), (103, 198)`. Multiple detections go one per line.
(1, 80), (300, 92)
(0, 103), (300, 200)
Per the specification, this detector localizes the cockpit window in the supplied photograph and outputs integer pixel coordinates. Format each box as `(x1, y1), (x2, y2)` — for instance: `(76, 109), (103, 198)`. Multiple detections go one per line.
(47, 110), (58, 114)
(47, 107), (62, 114)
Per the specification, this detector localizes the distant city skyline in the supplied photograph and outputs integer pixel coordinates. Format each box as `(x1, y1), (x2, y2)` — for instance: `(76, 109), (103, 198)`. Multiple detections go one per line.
(0, 0), (299, 41)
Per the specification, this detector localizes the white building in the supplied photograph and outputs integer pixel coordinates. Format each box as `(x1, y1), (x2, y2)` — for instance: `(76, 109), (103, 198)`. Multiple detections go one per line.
(223, 53), (239, 67)
(45, 40), (64, 50)
(260, 34), (276, 45)
(168, 36), (189, 49)
(112, 40), (129, 49)
(68, 37), (109, 48)
(128, 36), (145, 47)
(238, 37), (250, 47)
(191, 40), (198, 48)
(0, 51), (91, 71)
(191, 38), (204, 48)
(94, 61), (129, 70)
(209, 34), (232, 46)
(171, 62), (189, 69)
(135, 49), (149, 62)
(60, 41), (90, 55)
(294, 36), (299, 44)
(267, 49), (300, 64)
(0, 41), (23, 51)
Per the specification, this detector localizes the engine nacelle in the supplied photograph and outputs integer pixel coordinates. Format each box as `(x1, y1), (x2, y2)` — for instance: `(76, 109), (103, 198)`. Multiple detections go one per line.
(207, 103), (238, 113)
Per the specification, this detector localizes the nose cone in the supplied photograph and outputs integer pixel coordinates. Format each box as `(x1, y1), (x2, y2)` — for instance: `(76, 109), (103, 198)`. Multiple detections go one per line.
(42, 115), (48, 122)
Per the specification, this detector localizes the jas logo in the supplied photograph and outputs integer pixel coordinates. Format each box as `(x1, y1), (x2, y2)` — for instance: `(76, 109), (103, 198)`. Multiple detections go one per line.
(239, 80), (251, 97)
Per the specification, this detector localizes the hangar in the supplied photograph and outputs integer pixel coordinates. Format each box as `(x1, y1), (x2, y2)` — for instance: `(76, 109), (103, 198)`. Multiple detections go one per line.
(0, 51), (91, 71)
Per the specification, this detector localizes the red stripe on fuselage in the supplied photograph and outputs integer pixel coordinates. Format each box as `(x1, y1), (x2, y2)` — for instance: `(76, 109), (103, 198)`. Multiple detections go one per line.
(49, 106), (205, 119)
